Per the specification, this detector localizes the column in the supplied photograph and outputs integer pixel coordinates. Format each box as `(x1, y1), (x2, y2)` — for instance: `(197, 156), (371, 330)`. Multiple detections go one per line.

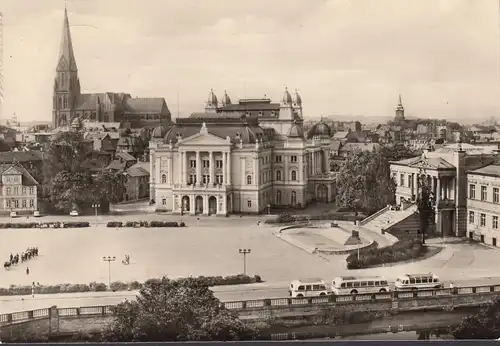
(311, 151), (315, 176)
(196, 151), (201, 185)
(430, 176), (435, 196)
(169, 156), (173, 184)
(436, 178), (441, 203)
(223, 152), (227, 184)
(182, 151), (187, 185)
(189, 194), (195, 215)
(299, 155), (303, 182)
(149, 154), (154, 183)
(412, 173), (417, 199)
(253, 156), (258, 185)
(209, 151), (214, 185)
(227, 151), (232, 185)
(178, 151), (183, 185)
(284, 155), (288, 183)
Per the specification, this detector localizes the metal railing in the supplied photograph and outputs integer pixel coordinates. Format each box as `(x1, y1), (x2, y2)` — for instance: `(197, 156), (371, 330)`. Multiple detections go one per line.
(1, 284), (499, 325)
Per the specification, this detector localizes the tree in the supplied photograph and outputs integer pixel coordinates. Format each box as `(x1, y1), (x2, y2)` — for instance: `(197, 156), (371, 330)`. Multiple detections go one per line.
(452, 297), (500, 339)
(101, 277), (262, 342)
(42, 131), (126, 213)
(416, 170), (435, 244)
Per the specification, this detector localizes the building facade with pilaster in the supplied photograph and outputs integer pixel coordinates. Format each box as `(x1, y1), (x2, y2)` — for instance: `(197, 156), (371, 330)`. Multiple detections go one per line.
(148, 88), (337, 215)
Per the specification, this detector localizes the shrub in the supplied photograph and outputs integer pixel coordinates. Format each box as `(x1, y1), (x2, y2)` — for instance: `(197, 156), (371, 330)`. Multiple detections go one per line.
(62, 221), (90, 228)
(265, 212), (365, 224)
(106, 221), (182, 228)
(0, 221), (89, 229)
(0, 274), (264, 296)
(346, 238), (426, 269)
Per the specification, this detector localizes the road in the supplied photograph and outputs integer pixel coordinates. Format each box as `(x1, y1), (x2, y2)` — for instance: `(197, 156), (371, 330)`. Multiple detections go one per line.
(2, 276), (500, 314)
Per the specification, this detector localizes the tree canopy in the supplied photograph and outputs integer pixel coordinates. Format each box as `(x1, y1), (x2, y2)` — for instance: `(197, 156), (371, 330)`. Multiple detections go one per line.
(101, 277), (261, 342)
(335, 144), (418, 214)
(452, 297), (500, 339)
(416, 170), (435, 243)
(42, 131), (126, 212)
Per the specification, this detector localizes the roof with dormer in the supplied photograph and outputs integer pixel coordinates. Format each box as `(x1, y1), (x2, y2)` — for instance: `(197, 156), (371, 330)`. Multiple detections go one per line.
(0, 163), (39, 186)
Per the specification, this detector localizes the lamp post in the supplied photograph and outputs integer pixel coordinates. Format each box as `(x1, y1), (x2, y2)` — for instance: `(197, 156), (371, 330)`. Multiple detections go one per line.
(92, 203), (100, 222)
(102, 256), (116, 289)
(238, 248), (251, 276)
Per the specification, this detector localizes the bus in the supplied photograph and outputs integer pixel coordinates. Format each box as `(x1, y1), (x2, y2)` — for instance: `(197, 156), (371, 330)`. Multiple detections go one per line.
(394, 273), (443, 291)
(331, 276), (391, 295)
(289, 278), (329, 298)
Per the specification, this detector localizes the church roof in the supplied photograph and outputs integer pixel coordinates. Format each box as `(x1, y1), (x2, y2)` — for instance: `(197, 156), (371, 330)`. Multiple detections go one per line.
(124, 98), (169, 114)
(57, 7), (78, 72)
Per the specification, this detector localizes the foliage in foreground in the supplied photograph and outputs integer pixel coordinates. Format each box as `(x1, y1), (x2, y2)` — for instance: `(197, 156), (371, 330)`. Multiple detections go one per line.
(0, 274), (263, 296)
(106, 221), (186, 228)
(346, 238), (426, 269)
(452, 296), (500, 339)
(101, 276), (263, 342)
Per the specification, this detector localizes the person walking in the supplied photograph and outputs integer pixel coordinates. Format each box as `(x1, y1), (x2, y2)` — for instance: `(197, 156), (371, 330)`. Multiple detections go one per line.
(26, 266), (29, 275)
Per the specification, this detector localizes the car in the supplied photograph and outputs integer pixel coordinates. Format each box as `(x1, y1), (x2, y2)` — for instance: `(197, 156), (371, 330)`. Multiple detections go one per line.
(69, 210), (79, 216)
(33, 210), (40, 217)
(9, 211), (17, 218)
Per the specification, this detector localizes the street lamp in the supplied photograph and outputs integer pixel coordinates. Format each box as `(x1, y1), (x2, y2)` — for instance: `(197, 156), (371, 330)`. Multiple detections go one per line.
(238, 248), (251, 276)
(102, 256), (116, 290)
(92, 203), (100, 222)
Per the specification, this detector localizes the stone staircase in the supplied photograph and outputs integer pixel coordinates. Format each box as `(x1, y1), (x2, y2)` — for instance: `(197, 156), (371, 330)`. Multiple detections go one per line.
(362, 205), (418, 235)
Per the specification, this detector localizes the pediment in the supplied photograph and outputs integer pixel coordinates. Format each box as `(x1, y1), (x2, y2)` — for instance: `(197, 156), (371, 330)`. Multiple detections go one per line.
(410, 160), (436, 170)
(180, 132), (228, 146)
(3, 167), (22, 176)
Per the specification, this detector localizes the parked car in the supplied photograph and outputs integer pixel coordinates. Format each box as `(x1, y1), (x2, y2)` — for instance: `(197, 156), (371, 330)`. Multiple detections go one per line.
(69, 210), (79, 217)
(33, 210), (40, 217)
(9, 211), (17, 218)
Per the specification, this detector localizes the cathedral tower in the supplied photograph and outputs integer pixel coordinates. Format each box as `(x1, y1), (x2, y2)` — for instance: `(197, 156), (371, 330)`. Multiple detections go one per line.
(52, 6), (81, 128)
(394, 94), (405, 123)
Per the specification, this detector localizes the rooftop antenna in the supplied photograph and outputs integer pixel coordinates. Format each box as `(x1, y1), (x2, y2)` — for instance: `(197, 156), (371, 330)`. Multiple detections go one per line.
(176, 85), (180, 120)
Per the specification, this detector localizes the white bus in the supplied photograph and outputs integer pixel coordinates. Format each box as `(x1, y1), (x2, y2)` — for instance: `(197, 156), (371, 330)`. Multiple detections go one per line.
(331, 276), (391, 295)
(394, 273), (443, 291)
(289, 278), (328, 298)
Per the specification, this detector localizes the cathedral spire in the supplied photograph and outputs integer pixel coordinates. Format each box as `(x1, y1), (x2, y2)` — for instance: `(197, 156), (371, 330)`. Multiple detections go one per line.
(57, 6), (78, 72)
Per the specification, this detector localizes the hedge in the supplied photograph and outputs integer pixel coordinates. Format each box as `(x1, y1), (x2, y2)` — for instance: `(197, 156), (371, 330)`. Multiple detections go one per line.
(106, 221), (186, 228)
(0, 274), (263, 296)
(0, 221), (90, 229)
(265, 212), (365, 224)
(346, 238), (426, 269)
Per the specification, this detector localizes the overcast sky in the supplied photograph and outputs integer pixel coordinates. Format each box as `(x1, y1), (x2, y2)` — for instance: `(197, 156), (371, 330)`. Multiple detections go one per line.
(1, 0), (499, 123)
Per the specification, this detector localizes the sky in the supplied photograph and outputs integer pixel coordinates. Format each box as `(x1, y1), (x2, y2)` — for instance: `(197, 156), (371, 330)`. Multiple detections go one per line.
(1, 0), (500, 123)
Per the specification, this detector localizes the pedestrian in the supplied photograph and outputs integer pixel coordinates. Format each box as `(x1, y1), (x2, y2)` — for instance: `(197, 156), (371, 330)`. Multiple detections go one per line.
(26, 266), (29, 275)
(449, 282), (454, 289)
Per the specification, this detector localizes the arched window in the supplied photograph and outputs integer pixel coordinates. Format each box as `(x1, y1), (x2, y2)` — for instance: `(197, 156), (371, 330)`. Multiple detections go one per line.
(247, 175), (252, 185)
(161, 174), (167, 184)
(58, 97), (62, 109)
(276, 190), (282, 205)
(291, 170), (297, 181)
(291, 191), (297, 205)
(276, 170), (282, 181)
(61, 73), (65, 88)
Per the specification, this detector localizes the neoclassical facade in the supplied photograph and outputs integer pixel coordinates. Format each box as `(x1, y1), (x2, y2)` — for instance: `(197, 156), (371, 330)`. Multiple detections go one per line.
(148, 88), (337, 215)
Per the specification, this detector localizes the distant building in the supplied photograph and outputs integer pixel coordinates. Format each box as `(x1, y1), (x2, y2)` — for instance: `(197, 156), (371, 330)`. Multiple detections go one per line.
(0, 163), (39, 214)
(52, 8), (172, 130)
(394, 95), (405, 123)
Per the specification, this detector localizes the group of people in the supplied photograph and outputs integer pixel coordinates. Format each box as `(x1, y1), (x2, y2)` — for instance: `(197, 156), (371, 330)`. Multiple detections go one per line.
(3, 247), (39, 271)
(122, 255), (131, 265)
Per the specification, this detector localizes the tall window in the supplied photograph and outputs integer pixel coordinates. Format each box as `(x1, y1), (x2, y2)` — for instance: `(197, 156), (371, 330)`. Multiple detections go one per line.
(161, 174), (167, 184)
(400, 174), (404, 186)
(276, 190), (282, 205)
(189, 175), (196, 184)
(494, 187), (499, 203)
(469, 184), (476, 199)
(14, 200), (19, 208)
(6, 187), (10, 196)
(291, 191), (297, 205)
(22, 200), (26, 208)
(63, 96), (68, 109)
(275, 155), (282, 163)
(29, 187), (34, 195)
(493, 216), (498, 229)
(247, 175), (252, 185)
(481, 186), (487, 201)
(216, 160), (223, 168)
(480, 213), (486, 227)
(190, 160), (196, 168)
(276, 170), (282, 181)
(407, 175), (412, 188)
(29, 200), (34, 208)
(247, 200), (252, 208)
(469, 211), (475, 224)
(291, 170), (297, 181)
(290, 155), (297, 162)
(203, 175), (210, 184)
(203, 160), (210, 168)
(22, 187), (26, 195)
(216, 175), (223, 184)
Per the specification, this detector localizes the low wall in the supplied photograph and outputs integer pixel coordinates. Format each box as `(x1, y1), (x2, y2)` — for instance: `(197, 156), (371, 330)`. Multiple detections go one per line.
(1, 284), (498, 340)
(359, 205), (390, 226)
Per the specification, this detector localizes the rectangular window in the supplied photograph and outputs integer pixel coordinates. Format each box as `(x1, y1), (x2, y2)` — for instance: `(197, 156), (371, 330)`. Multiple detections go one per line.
(189, 175), (196, 184)
(275, 155), (282, 163)
(29, 199), (34, 208)
(6, 187), (10, 196)
(190, 160), (196, 168)
(494, 188), (499, 203)
(203, 175), (210, 184)
(29, 187), (34, 195)
(290, 155), (297, 162)
(22, 200), (26, 208)
(203, 160), (210, 168)
(493, 216), (498, 229)
(14, 200), (19, 208)
(480, 213), (486, 227)
(216, 160), (223, 169)
(407, 175), (412, 188)
(22, 187), (26, 195)
(469, 184), (476, 199)
(247, 200), (252, 208)
(216, 175), (223, 184)
(162, 198), (166, 205)
(13, 187), (18, 195)
(400, 174), (404, 187)
(481, 186), (487, 201)
(469, 211), (475, 224)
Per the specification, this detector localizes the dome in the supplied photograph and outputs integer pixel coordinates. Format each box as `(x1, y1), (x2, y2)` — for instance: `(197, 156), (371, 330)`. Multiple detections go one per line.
(282, 87), (292, 104)
(307, 120), (331, 139)
(293, 89), (302, 105)
(207, 89), (218, 105)
(221, 90), (231, 106)
(288, 122), (305, 138)
(152, 125), (167, 138)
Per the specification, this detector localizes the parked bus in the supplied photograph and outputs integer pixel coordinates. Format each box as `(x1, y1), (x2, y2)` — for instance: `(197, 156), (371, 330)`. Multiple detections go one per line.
(289, 278), (328, 298)
(331, 276), (391, 295)
(394, 273), (443, 291)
